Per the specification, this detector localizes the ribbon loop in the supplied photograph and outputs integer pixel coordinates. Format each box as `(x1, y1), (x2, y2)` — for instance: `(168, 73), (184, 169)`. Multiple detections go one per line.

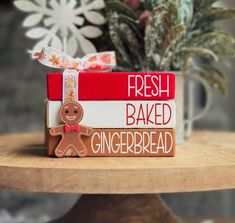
(33, 47), (116, 72)
(33, 47), (116, 103)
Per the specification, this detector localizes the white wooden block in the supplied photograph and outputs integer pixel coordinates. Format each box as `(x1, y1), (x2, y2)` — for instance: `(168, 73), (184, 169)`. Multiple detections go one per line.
(46, 100), (176, 129)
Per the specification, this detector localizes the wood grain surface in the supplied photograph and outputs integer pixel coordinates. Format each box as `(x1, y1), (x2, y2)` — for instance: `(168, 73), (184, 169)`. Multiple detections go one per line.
(0, 131), (234, 194)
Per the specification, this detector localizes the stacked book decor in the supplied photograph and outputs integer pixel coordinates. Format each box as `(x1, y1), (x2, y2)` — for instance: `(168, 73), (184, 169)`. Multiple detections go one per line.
(34, 47), (176, 158)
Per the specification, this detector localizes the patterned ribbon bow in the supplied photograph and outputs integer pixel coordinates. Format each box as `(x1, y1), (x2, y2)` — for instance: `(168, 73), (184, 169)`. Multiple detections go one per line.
(33, 47), (116, 71)
(33, 47), (116, 102)
(65, 124), (80, 133)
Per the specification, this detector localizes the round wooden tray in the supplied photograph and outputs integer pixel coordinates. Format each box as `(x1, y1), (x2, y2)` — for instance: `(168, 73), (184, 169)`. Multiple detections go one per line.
(0, 131), (234, 194)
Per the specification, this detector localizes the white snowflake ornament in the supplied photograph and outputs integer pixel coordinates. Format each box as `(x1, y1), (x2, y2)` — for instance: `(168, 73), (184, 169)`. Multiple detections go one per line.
(14, 0), (106, 56)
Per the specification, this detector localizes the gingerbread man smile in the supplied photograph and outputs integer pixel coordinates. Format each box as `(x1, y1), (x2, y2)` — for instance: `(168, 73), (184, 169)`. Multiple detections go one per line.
(66, 115), (77, 121)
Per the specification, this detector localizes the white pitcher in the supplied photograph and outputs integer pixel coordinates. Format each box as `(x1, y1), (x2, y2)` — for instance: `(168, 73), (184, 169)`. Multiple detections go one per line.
(175, 72), (212, 144)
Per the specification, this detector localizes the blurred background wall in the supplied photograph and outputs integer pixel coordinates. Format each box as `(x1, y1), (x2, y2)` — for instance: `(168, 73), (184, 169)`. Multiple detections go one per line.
(0, 0), (234, 222)
(195, 0), (235, 131)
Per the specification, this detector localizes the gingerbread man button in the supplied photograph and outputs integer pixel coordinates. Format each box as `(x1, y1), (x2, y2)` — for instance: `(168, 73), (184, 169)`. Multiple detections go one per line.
(50, 101), (93, 158)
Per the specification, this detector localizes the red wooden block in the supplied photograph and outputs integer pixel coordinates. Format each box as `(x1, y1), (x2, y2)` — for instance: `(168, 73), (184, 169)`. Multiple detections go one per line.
(47, 72), (175, 101)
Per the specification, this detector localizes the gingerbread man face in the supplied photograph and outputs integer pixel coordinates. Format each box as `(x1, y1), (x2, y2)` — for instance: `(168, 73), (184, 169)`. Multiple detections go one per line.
(59, 101), (84, 125)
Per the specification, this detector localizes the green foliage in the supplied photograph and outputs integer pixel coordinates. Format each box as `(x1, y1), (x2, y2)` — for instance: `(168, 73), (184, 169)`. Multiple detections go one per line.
(145, 2), (186, 70)
(106, 0), (137, 19)
(106, 0), (143, 70)
(104, 0), (235, 95)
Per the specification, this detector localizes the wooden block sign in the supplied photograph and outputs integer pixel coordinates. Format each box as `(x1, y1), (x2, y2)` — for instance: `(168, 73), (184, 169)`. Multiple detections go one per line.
(47, 72), (175, 101)
(46, 128), (175, 157)
(46, 100), (176, 129)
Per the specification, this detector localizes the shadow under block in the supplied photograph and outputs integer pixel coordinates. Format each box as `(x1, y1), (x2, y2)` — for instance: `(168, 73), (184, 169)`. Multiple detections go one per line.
(46, 128), (176, 157)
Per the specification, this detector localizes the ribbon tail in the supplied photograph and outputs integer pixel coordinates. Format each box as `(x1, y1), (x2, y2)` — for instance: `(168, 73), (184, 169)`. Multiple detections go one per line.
(63, 69), (79, 102)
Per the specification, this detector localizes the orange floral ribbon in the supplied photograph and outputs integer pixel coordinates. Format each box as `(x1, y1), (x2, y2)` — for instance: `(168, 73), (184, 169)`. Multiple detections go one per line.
(33, 47), (116, 71)
(33, 47), (116, 102)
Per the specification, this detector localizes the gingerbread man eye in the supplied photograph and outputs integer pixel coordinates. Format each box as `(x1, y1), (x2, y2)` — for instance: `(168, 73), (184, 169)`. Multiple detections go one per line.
(65, 109), (69, 114)
(74, 110), (78, 114)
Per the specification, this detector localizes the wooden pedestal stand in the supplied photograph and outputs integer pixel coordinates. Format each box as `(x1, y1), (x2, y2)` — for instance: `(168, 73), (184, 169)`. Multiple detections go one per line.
(0, 131), (234, 222)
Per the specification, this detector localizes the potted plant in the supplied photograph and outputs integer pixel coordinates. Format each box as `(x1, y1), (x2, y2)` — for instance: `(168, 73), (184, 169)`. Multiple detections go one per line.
(95, 0), (235, 143)
(14, 0), (235, 143)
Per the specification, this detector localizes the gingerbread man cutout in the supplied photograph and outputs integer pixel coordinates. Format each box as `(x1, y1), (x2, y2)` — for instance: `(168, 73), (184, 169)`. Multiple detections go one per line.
(50, 101), (93, 158)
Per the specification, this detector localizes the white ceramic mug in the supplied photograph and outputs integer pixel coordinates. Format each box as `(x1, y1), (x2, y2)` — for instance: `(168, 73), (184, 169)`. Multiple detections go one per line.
(175, 72), (212, 144)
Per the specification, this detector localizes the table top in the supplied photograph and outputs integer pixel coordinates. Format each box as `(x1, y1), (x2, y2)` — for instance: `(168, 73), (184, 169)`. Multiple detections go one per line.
(0, 131), (234, 194)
